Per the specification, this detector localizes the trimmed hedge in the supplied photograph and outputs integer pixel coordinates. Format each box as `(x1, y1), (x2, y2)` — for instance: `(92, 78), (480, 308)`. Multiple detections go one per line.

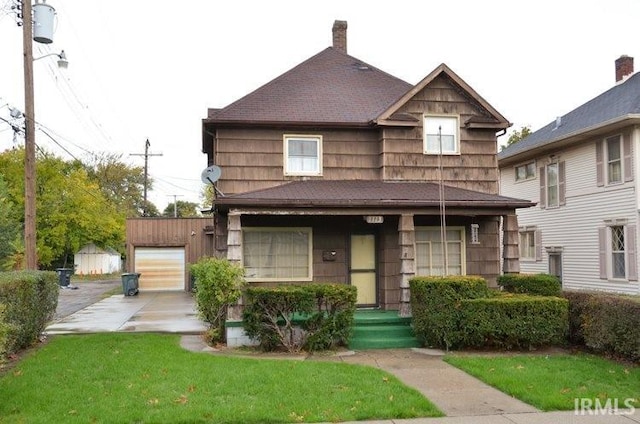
(243, 283), (356, 353)
(0, 271), (59, 354)
(460, 294), (568, 349)
(564, 291), (640, 362)
(410, 276), (490, 350)
(498, 273), (561, 297)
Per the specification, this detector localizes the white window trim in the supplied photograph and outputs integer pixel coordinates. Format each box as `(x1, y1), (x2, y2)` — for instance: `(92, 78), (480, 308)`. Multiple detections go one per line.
(423, 114), (460, 155)
(519, 229), (536, 262)
(608, 225), (627, 281)
(605, 134), (623, 185)
(242, 227), (313, 282)
(546, 162), (559, 208)
(283, 135), (323, 176)
(414, 226), (466, 276)
(515, 160), (536, 182)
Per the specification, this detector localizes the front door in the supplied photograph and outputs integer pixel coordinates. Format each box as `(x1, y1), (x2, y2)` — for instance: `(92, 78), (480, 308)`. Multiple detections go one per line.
(350, 234), (377, 306)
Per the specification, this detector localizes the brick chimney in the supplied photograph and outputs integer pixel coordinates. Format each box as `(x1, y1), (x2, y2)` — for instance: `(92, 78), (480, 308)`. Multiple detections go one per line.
(615, 55), (634, 83)
(332, 20), (347, 54)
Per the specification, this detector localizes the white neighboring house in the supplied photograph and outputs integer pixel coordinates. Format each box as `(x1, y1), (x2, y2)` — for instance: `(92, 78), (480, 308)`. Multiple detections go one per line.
(499, 55), (640, 295)
(74, 243), (122, 275)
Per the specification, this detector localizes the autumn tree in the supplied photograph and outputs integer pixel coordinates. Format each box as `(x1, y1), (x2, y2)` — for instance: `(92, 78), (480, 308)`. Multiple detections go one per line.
(163, 200), (200, 218)
(84, 152), (152, 217)
(0, 148), (125, 268)
(502, 126), (532, 151)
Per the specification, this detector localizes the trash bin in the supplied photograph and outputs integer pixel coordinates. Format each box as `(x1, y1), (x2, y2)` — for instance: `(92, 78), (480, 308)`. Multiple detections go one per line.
(56, 268), (73, 287)
(121, 273), (140, 296)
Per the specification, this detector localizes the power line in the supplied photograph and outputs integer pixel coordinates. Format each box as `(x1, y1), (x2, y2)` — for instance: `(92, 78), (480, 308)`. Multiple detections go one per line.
(130, 139), (162, 216)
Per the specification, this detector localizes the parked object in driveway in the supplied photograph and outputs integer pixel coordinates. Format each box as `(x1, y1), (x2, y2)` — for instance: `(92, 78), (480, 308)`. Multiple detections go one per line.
(121, 273), (141, 296)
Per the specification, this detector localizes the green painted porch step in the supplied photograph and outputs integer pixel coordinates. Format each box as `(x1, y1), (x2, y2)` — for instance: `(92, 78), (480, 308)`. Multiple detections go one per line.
(349, 310), (420, 350)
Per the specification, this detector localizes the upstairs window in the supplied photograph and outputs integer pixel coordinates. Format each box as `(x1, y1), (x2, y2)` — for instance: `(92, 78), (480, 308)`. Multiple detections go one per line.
(424, 115), (459, 155)
(596, 134), (633, 186)
(515, 161), (536, 181)
(284, 135), (322, 176)
(546, 163), (559, 207)
(606, 136), (622, 184)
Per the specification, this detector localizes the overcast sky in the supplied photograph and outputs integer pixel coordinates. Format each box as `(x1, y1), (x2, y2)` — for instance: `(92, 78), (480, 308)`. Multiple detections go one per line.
(1, 0), (639, 211)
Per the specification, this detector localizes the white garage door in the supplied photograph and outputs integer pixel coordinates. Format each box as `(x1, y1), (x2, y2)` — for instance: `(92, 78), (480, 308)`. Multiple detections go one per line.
(134, 247), (185, 291)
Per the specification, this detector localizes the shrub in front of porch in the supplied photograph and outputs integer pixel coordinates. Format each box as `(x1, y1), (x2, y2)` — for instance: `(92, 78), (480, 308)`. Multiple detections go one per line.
(242, 284), (356, 353)
(0, 271), (58, 355)
(190, 258), (246, 343)
(410, 276), (568, 350)
(498, 273), (562, 297)
(410, 276), (490, 350)
(459, 294), (568, 349)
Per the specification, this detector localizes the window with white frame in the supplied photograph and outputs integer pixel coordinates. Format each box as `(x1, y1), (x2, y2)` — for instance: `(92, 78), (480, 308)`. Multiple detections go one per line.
(599, 223), (638, 281)
(515, 161), (536, 181)
(423, 115), (459, 155)
(606, 135), (622, 184)
(519, 230), (536, 260)
(284, 135), (322, 176)
(415, 227), (465, 276)
(546, 163), (559, 207)
(243, 228), (312, 281)
(610, 225), (626, 279)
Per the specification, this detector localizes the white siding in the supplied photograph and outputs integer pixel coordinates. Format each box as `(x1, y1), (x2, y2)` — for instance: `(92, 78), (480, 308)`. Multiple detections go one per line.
(500, 135), (640, 295)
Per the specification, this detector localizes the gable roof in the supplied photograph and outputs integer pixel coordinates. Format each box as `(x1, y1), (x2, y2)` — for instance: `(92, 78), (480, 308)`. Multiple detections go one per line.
(214, 180), (533, 211)
(204, 47), (412, 126)
(499, 72), (640, 165)
(376, 64), (510, 129)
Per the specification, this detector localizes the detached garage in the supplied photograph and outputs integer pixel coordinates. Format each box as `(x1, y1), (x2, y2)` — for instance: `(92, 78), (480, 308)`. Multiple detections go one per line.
(125, 218), (215, 291)
(134, 247), (185, 291)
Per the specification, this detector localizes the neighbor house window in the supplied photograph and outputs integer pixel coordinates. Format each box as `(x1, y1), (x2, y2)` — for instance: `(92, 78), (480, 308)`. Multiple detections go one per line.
(423, 115), (459, 155)
(284, 135), (322, 176)
(415, 227), (465, 276)
(606, 135), (622, 184)
(515, 161), (536, 181)
(243, 228), (312, 281)
(546, 163), (559, 207)
(519, 226), (541, 261)
(611, 225), (626, 279)
(519, 230), (536, 260)
(599, 223), (638, 281)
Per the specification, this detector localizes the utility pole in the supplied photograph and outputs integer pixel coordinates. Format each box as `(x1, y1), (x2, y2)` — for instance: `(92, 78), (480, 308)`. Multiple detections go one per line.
(168, 194), (183, 218)
(130, 139), (162, 216)
(22, 0), (37, 270)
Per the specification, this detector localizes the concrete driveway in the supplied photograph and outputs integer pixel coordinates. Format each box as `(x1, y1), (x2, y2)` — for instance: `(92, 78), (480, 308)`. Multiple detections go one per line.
(46, 291), (207, 335)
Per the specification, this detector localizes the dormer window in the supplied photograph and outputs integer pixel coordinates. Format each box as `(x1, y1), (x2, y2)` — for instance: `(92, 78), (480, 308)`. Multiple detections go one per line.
(423, 115), (459, 155)
(284, 135), (322, 176)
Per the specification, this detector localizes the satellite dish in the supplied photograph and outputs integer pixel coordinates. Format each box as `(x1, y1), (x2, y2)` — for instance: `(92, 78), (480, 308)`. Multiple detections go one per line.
(201, 165), (222, 185)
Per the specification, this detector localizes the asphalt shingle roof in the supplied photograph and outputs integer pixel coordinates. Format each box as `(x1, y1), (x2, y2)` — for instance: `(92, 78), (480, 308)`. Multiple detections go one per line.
(205, 47), (413, 125)
(499, 72), (640, 161)
(214, 180), (533, 209)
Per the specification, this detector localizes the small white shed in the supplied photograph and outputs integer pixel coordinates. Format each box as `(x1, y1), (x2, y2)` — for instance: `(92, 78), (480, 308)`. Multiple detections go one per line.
(74, 243), (122, 275)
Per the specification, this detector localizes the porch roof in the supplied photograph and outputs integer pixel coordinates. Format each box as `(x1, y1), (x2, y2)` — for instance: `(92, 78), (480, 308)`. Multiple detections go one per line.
(214, 180), (534, 211)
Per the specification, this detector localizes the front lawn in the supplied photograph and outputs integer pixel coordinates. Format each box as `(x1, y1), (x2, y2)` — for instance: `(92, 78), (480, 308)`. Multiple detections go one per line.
(0, 333), (441, 423)
(445, 353), (639, 411)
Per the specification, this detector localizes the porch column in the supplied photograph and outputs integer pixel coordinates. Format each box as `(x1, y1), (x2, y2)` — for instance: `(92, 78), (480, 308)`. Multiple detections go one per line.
(502, 213), (520, 274)
(398, 214), (415, 317)
(226, 210), (243, 320)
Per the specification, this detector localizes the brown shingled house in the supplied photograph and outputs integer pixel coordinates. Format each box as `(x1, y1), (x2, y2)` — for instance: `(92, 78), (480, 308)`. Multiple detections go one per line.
(202, 21), (532, 324)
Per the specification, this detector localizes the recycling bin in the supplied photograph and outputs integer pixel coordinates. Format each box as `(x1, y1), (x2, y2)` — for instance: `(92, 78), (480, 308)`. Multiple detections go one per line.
(56, 268), (73, 287)
(121, 273), (141, 296)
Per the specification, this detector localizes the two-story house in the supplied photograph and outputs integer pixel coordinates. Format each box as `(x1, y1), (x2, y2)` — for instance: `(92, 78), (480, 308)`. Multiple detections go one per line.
(202, 21), (533, 320)
(499, 56), (640, 295)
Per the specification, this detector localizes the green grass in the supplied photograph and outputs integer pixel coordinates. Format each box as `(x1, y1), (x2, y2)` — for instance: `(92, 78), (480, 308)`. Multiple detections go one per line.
(445, 353), (640, 411)
(0, 334), (441, 423)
